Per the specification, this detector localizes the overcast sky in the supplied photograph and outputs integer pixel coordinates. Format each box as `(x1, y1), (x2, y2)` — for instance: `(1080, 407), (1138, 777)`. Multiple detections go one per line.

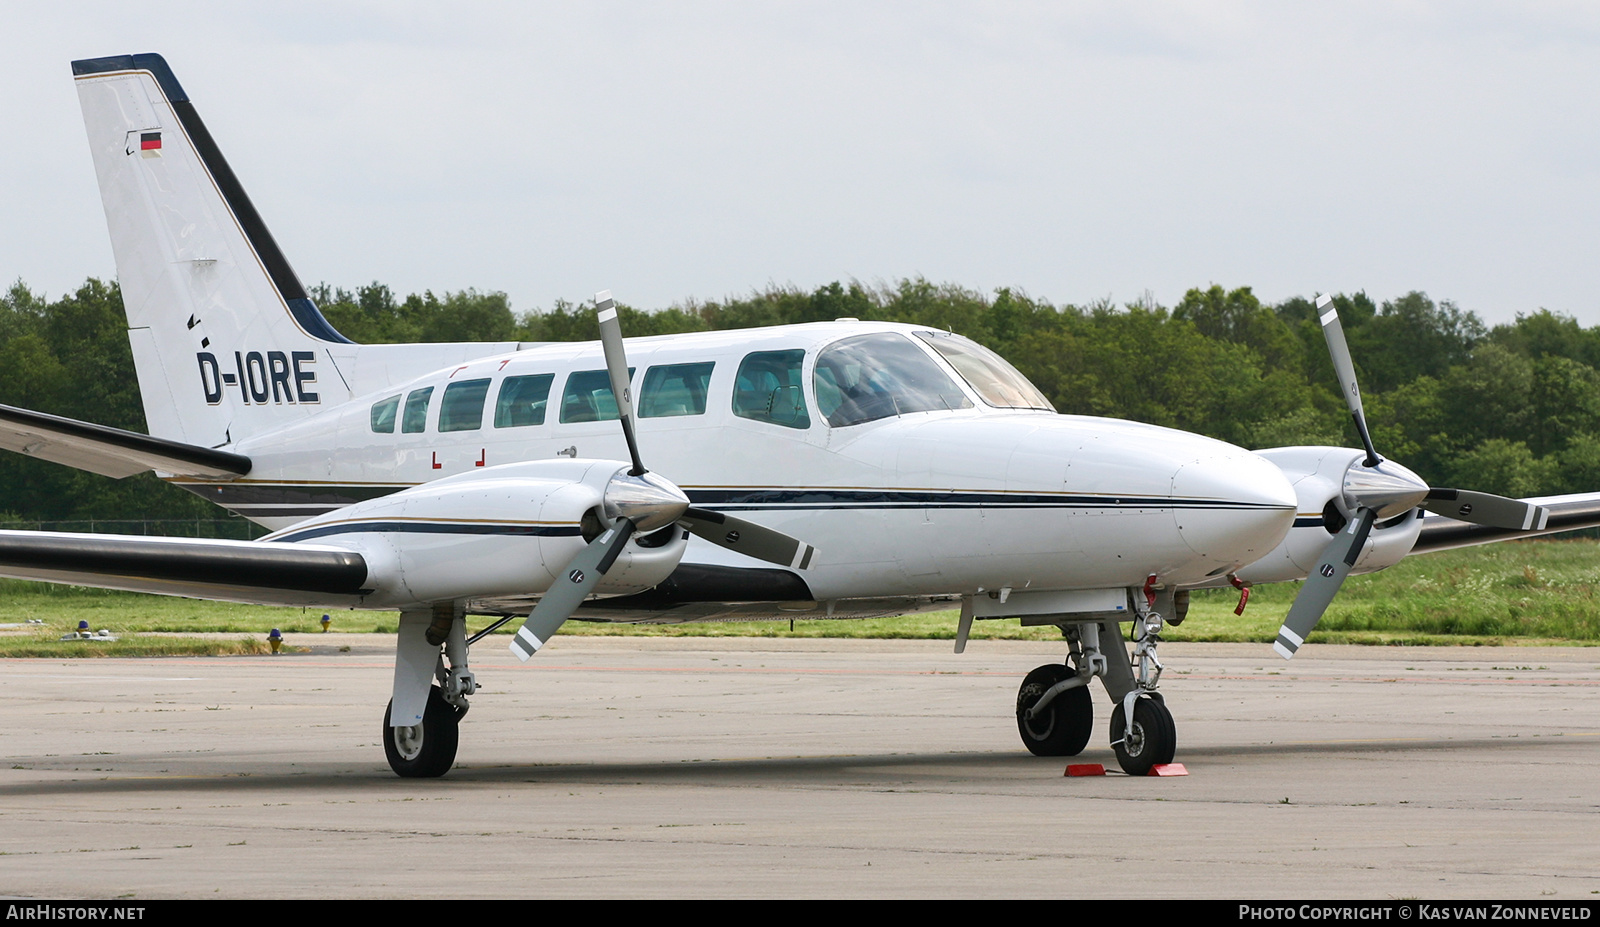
(4, 2), (1598, 326)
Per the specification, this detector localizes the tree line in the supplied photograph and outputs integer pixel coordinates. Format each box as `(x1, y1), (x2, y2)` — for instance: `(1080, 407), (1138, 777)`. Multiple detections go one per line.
(5, 276), (1600, 522)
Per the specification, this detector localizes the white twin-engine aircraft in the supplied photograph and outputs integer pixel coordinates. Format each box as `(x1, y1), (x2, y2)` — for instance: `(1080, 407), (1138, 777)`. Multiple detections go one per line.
(4, 54), (1597, 778)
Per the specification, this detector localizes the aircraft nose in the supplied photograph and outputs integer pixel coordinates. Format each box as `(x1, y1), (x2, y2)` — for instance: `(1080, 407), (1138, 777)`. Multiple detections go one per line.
(1171, 450), (1297, 566)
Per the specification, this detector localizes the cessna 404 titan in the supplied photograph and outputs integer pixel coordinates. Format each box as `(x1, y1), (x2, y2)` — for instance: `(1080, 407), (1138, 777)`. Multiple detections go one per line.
(4, 53), (1597, 777)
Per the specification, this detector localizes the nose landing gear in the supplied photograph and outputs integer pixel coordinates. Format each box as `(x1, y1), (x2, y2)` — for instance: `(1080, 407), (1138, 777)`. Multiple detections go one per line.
(1013, 586), (1178, 776)
(1016, 664), (1094, 756)
(1109, 695), (1176, 776)
(1015, 621), (1103, 756)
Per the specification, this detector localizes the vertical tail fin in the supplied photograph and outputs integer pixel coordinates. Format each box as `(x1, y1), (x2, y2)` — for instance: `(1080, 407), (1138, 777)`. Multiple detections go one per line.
(73, 53), (353, 447)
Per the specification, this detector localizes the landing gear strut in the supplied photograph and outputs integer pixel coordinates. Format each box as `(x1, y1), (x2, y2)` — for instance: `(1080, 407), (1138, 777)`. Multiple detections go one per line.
(386, 604), (477, 778)
(1111, 601), (1176, 775)
(1013, 583), (1179, 775)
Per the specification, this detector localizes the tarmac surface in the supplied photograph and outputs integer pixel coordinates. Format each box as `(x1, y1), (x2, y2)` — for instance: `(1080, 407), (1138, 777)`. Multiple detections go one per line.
(1, 634), (1597, 899)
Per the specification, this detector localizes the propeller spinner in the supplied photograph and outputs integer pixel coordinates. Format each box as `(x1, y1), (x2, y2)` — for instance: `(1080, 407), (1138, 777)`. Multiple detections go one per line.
(510, 292), (819, 662)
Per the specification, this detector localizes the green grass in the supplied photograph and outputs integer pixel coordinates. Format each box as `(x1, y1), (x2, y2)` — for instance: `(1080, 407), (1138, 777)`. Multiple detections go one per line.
(2, 538), (1599, 656)
(0, 636), (274, 658)
(1176, 537), (1600, 645)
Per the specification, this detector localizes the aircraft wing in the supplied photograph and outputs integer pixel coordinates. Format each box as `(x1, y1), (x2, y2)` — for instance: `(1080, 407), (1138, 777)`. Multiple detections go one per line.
(0, 403), (250, 479)
(0, 530), (369, 606)
(1411, 492), (1600, 554)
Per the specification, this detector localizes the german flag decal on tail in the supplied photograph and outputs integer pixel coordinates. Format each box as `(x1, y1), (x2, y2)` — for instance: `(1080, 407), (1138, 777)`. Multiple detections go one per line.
(139, 131), (161, 157)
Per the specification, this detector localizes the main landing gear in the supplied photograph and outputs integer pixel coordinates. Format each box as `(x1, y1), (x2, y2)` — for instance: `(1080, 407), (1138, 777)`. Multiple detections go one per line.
(385, 604), (478, 778)
(383, 686), (463, 778)
(1013, 591), (1176, 776)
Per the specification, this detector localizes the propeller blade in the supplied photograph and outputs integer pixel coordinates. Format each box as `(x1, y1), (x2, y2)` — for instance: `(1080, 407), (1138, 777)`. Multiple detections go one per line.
(595, 291), (646, 477)
(1316, 293), (1380, 467)
(510, 517), (636, 662)
(1423, 489), (1550, 531)
(1274, 507), (1376, 660)
(681, 507), (819, 570)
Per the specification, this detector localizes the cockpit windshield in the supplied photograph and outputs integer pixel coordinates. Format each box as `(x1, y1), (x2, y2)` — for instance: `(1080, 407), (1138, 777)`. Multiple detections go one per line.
(814, 333), (974, 427)
(914, 331), (1055, 411)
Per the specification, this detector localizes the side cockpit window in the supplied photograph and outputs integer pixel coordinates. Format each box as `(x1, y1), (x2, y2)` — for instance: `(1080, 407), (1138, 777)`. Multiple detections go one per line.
(401, 387), (433, 434)
(370, 395), (400, 433)
(640, 362), (714, 418)
(814, 333), (972, 428)
(914, 331), (1054, 411)
(439, 378), (492, 432)
(734, 350), (809, 428)
(495, 374), (553, 428)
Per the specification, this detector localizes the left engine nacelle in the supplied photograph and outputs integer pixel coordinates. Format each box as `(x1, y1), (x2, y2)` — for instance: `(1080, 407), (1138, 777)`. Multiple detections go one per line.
(1234, 446), (1423, 585)
(271, 459), (687, 608)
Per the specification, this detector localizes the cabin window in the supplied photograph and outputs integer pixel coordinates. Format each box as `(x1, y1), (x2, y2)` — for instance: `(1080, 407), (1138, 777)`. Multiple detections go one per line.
(914, 331), (1054, 411)
(733, 350), (810, 428)
(370, 395), (400, 433)
(560, 368), (632, 424)
(438, 378), (492, 432)
(401, 387), (433, 434)
(639, 362), (715, 418)
(813, 333), (972, 428)
(495, 373), (554, 428)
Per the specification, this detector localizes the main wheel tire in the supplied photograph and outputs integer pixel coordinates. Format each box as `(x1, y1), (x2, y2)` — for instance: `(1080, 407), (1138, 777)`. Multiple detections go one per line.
(383, 686), (460, 778)
(1016, 663), (1094, 757)
(1109, 696), (1176, 776)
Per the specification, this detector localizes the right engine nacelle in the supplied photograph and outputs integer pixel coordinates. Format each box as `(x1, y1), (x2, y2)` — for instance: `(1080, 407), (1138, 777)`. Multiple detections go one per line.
(1232, 446), (1423, 585)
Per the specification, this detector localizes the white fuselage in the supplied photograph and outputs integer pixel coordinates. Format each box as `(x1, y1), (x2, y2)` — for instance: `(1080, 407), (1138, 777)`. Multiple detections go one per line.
(177, 321), (1299, 609)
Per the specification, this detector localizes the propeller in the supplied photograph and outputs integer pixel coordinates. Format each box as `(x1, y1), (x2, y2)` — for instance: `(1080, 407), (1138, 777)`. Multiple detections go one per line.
(510, 292), (819, 662)
(596, 293), (646, 478)
(1274, 294), (1549, 659)
(511, 516), (636, 660)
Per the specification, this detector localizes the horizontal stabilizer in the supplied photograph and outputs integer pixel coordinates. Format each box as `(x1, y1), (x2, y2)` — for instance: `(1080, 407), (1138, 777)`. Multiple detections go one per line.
(0, 530), (367, 604)
(0, 403), (250, 479)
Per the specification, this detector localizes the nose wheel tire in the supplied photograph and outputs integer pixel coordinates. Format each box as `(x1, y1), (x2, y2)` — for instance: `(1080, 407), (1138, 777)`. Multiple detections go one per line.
(1016, 663), (1094, 757)
(383, 686), (460, 778)
(1110, 696), (1176, 776)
